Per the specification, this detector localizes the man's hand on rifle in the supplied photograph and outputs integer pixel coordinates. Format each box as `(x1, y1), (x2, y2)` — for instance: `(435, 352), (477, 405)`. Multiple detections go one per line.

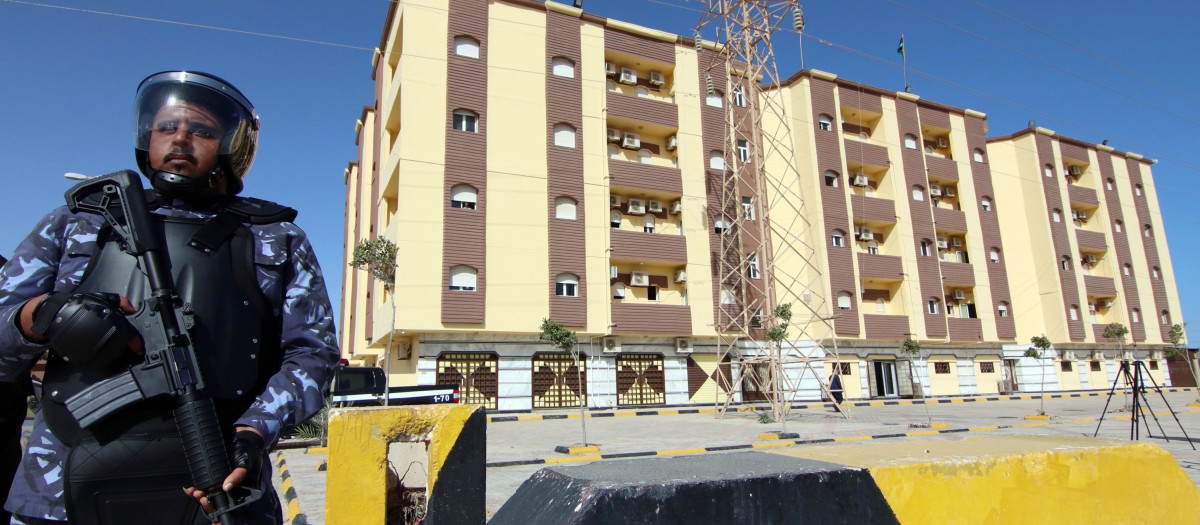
(19, 292), (144, 357)
(184, 426), (266, 523)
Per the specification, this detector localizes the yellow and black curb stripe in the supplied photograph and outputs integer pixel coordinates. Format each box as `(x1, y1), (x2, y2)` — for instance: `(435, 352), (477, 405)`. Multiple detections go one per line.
(486, 388), (1199, 424)
(554, 445), (600, 455)
(275, 452), (308, 525)
(485, 408), (1200, 469)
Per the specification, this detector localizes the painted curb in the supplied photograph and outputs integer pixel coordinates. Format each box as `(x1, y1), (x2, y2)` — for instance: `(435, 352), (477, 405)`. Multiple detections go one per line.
(275, 452), (308, 525)
(554, 445), (600, 455)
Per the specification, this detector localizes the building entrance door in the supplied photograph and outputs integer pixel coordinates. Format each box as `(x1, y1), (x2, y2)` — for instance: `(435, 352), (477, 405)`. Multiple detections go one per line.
(872, 361), (898, 398)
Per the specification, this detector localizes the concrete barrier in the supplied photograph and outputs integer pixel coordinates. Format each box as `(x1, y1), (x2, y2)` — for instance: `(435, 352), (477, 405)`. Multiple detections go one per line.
(325, 404), (486, 525)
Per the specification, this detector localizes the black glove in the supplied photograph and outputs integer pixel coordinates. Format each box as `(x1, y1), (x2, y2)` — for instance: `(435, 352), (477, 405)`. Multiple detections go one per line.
(31, 291), (138, 367)
(230, 430), (266, 487)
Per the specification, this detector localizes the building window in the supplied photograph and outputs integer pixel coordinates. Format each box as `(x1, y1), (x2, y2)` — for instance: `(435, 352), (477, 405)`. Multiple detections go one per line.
(732, 85), (747, 107)
(1150, 360), (1159, 370)
(613, 283), (625, 299)
(973, 149), (985, 163)
(1069, 305), (1080, 321)
(875, 298), (886, 312)
(608, 144), (620, 160)
(453, 35), (480, 58)
(928, 298), (940, 315)
(1143, 225), (1152, 238)
(449, 265), (477, 291)
(1091, 360), (1102, 372)
(831, 229), (845, 247)
(1132, 308), (1141, 323)
(737, 139), (751, 162)
(551, 57), (575, 78)
(706, 91), (724, 108)
(867, 240), (879, 255)
(610, 210), (622, 229)
(606, 80), (617, 92)
(450, 184), (478, 209)
(643, 214), (655, 233)
(912, 186), (925, 201)
(1161, 311), (1171, 325)
(1152, 266), (1160, 280)
(1052, 209), (1062, 223)
(818, 114), (833, 131)
(721, 284), (738, 305)
(552, 123), (576, 148)
(935, 362), (951, 374)
(555, 197), (577, 220)
(452, 109), (478, 132)
(998, 302), (1009, 317)
(635, 86), (650, 98)
(904, 134), (918, 149)
(920, 240), (932, 257)
(1044, 165), (1054, 178)
(839, 362), (853, 375)
(1114, 220), (1123, 233)
(710, 151), (726, 170)
(1106, 178), (1115, 191)
(1061, 361), (1073, 372)
(1135, 184), (1143, 196)
(1123, 264), (1131, 276)
(555, 273), (579, 297)
(647, 285), (659, 301)
(713, 216), (729, 234)
(1061, 256), (1071, 271)
(837, 291), (852, 310)
(747, 253), (760, 279)
(981, 197), (992, 212)
(987, 248), (999, 263)
(742, 196), (755, 220)
(980, 361), (996, 373)
(824, 170), (839, 187)
(638, 149), (652, 164)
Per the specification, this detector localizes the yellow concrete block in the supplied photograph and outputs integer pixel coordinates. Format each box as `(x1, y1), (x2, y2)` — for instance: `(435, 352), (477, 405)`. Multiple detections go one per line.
(1024, 414), (1050, 420)
(306, 446), (328, 455)
(1187, 402), (1200, 407)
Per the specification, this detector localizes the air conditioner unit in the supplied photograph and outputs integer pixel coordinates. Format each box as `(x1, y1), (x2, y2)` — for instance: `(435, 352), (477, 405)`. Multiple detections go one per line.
(674, 270), (687, 283)
(621, 132), (641, 150)
(937, 237), (949, 249)
(1122, 350), (1134, 361)
(1073, 210), (1087, 221)
(851, 174), (869, 187)
(649, 71), (665, 86)
(944, 187), (956, 197)
(610, 265), (619, 279)
(675, 338), (692, 354)
(929, 185), (942, 197)
(936, 137), (949, 149)
(1092, 350), (1105, 360)
(648, 200), (664, 213)
(619, 68), (638, 85)
(857, 228), (874, 241)
(609, 195), (621, 208)
(613, 286), (626, 299)
(607, 128), (622, 142)
(952, 290), (967, 300)
(630, 271), (650, 287)
(1062, 351), (1076, 361)
(1068, 166), (1083, 176)
(666, 135), (678, 151)
(951, 237), (963, 247)
(627, 199), (646, 215)
(1085, 254), (1098, 264)
(670, 201), (682, 215)
(1100, 299), (1114, 308)
(605, 62), (617, 77)
(1152, 350), (1164, 361)
(602, 337), (621, 353)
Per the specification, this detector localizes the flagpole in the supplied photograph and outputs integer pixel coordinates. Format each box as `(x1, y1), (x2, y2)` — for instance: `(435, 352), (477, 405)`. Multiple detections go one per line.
(904, 52), (909, 92)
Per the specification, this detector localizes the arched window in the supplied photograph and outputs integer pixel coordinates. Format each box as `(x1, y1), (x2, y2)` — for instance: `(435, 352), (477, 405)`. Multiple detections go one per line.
(920, 239), (932, 257)
(553, 123), (576, 148)
(837, 291), (852, 310)
(1069, 305), (1080, 321)
(713, 216), (729, 234)
(818, 114), (833, 131)
(989, 248), (1000, 263)
(450, 184), (477, 209)
(927, 298), (940, 315)
(635, 86), (650, 98)
(1132, 308), (1141, 323)
(866, 240), (879, 254)
(904, 134), (918, 149)
(606, 80), (617, 92)
(555, 196), (577, 220)
(1052, 209), (1062, 222)
(1152, 266), (1160, 280)
(551, 57), (575, 78)
(452, 109), (478, 132)
(449, 265), (477, 291)
(608, 144), (620, 160)
(643, 214), (656, 233)
(1060, 256), (1071, 271)
(610, 210), (622, 228)
(555, 273), (579, 297)
(1143, 225), (1152, 238)
(1114, 220), (1123, 233)
(824, 170), (839, 187)
(706, 91), (724, 108)
(612, 282), (626, 299)
(1044, 164), (1054, 178)
(1106, 178), (1115, 191)
(732, 85), (748, 107)
(1161, 311), (1171, 325)
(831, 229), (846, 247)
(638, 149), (652, 164)
(875, 298), (886, 312)
(912, 185), (925, 201)
(981, 197), (992, 212)
(737, 139), (751, 162)
(710, 151), (726, 170)
(453, 35), (480, 58)
(746, 252), (760, 279)
(1134, 184), (1143, 197)
(998, 302), (1009, 318)
(1123, 264), (1132, 276)
(973, 149), (985, 163)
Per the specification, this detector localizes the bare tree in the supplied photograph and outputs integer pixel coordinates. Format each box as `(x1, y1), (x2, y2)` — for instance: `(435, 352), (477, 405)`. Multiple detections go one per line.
(1026, 335), (1052, 416)
(539, 318), (588, 446)
(350, 238), (399, 405)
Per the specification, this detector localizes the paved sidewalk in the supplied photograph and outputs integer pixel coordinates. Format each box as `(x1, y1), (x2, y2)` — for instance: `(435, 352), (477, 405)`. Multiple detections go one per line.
(274, 389), (1200, 523)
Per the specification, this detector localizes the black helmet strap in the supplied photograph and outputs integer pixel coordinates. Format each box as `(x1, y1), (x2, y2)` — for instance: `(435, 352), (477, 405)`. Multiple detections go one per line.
(149, 168), (225, 201)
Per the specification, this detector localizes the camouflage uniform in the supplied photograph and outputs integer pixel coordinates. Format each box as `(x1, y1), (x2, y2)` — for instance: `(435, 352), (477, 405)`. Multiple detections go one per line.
(0, 199), (339, 521)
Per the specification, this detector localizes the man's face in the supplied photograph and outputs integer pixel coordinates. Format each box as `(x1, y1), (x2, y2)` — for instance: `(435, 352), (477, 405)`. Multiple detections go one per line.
(147, 101), (223, 177)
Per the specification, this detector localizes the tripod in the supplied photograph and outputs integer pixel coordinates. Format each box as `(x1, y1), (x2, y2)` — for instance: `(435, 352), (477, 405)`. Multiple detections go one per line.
(1093, 360), (1195, 450)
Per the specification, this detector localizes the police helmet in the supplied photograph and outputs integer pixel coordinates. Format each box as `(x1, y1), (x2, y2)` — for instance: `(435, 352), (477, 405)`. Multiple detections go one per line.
(133, 71), (258, 197)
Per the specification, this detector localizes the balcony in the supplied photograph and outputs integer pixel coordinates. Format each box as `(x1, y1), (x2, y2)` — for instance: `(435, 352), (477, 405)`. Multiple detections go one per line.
(611, 303), (691, 336)
(863, 314), (910, 340)
(843, 138), (889, 168)
(948, 317), (983, 342)
(857, 253), (904, 281)
(1068, 185), (1099, 207)
(932, 207), (968, 234)
(606, 92), (678, 129)
(608, 159), (682, 194)
(1075, 230), (1108, 252)
(1084, 275), (1118, 298)
(925, 155), (959, 181)
(851, 196), (897, 224)
(1093, 323), (1114, 342)
(610, 229), (687, 264)
(940, 261), (975, 286)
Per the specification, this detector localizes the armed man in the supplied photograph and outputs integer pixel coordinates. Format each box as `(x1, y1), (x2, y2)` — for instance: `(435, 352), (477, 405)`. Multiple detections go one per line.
(0, 71), (340, 524)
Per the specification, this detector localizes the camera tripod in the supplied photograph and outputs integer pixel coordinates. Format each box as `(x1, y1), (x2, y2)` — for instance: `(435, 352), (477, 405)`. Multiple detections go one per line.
(1093, 359), (1195, 450)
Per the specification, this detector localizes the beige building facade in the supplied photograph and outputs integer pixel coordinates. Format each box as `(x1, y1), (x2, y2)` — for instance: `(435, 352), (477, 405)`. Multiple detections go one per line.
(340, 0), (1183, 411)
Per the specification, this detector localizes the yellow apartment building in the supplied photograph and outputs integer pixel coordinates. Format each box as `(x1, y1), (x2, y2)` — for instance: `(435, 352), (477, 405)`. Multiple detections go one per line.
(339, 0), (1183, 411)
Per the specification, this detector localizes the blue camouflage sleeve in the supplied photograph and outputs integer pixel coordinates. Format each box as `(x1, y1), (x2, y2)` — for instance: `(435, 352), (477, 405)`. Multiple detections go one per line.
(235, 223), (339, 447)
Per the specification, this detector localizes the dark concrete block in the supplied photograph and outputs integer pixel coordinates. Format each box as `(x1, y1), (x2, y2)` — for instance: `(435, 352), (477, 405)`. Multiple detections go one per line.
(490, 451), (898, 524)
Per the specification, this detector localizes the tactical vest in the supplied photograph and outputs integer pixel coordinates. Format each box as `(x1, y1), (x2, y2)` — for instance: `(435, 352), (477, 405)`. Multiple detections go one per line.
(41, 196), (295, 525)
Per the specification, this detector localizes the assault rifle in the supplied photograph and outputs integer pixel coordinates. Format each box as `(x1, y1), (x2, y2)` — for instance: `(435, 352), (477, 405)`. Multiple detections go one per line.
(61, 170), (260, 523)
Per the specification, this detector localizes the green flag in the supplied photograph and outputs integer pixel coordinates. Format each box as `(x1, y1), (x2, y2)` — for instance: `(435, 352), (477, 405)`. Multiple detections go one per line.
(897, 34), (905, 58)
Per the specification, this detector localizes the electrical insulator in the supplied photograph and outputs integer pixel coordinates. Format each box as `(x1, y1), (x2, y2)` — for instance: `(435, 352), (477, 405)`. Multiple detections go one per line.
(793, 7), (805, 32)
(695, 32), (703, 52)
(705, 74), (714, 95)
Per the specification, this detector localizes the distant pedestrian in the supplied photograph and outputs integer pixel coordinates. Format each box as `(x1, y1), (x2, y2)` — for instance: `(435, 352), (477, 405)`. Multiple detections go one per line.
(828, 371), (844, 412)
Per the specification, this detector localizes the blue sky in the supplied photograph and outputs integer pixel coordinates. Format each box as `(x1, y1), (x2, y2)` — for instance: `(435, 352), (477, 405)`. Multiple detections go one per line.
(1, 0), (1197, 343)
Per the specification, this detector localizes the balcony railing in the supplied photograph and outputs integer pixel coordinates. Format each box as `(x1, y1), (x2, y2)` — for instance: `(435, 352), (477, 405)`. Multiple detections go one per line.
(611, 303), (692, 335)
(925, 155), (959, 181)
(851, 196), (897, 224)
(857, 253), (904, 281)
(843, 138), (889, 168)
(1084, 275), (1117, 297)
(948, 317), (983, 342)
(863, 314), (910, 340)
(606, 92), (678, 128)
(608, 159), (682, 194)
(932, 207), (968, 233)
(1068, 185), (1099, 207)
(610, 229), (687, 264)
(1075, 230), (1108, 252)
(940, 261), (975, 286)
